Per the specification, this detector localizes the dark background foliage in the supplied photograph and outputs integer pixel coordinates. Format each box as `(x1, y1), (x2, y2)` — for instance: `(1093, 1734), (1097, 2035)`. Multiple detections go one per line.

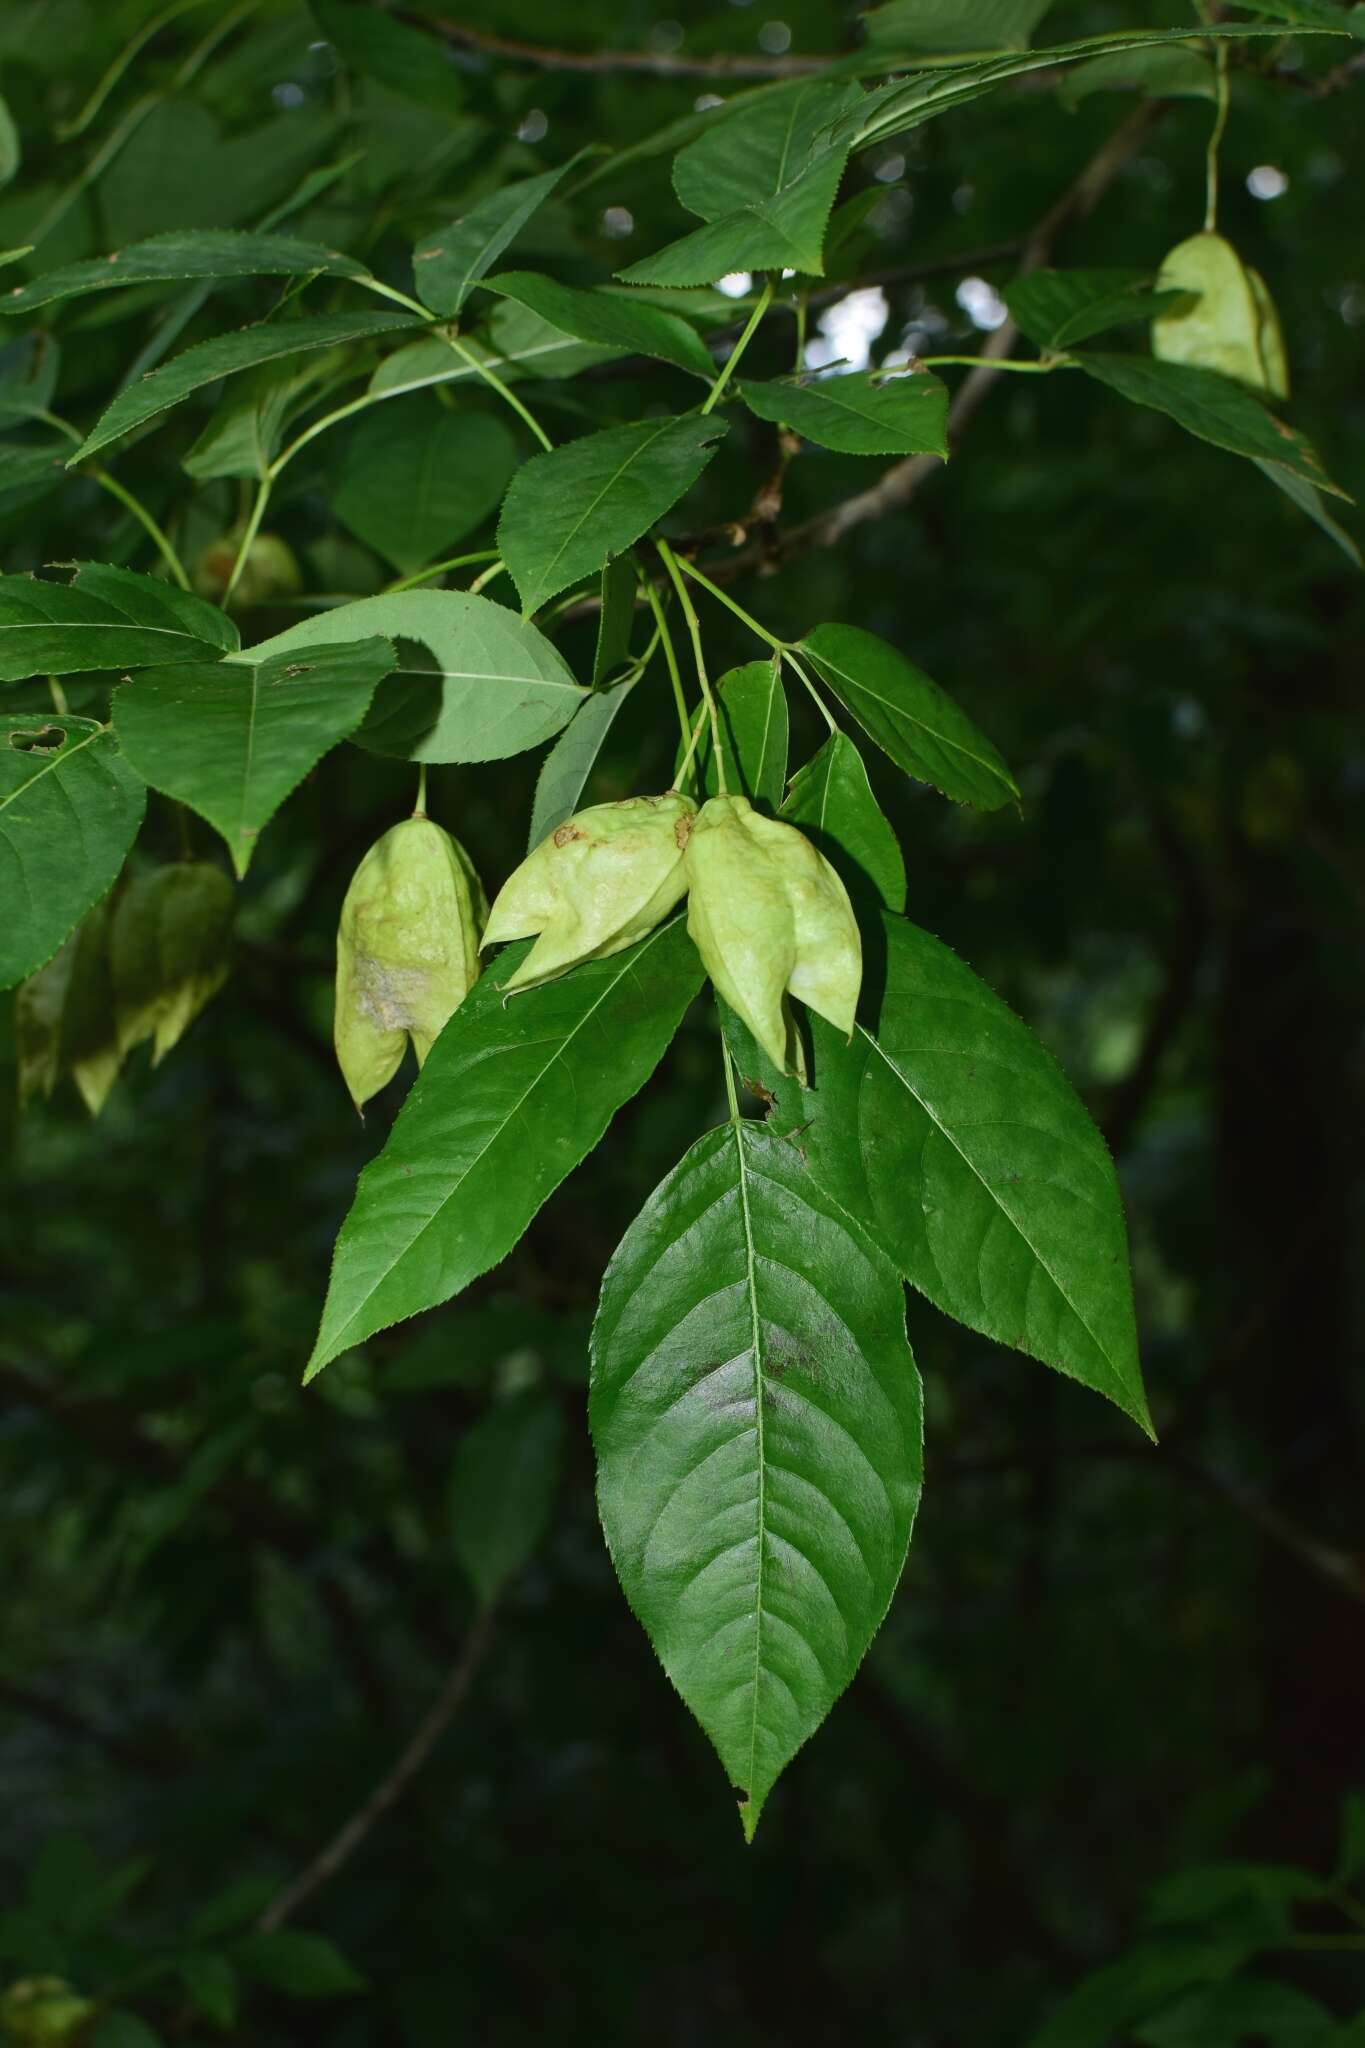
(1, 2), (1362, 2043)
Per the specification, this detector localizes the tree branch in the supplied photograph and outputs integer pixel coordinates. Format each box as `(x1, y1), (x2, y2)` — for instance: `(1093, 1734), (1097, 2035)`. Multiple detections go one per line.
(257, 1606), (496, 1932)
(416, 15), (831, 78)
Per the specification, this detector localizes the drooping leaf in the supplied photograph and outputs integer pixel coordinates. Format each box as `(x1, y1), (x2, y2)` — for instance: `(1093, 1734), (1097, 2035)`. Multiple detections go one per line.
(413, 162), (577, 319)
(0, 564), (236, 681)
(689, 658), (789, 805)
(527, 674), (638, 850)
(482, 271), (714, 380)
(306, 917), (704, 1377)
(593, 555), (638, 685)
(1004, 269), (1186, 353)
(499, 414), (727, 615)
(310, 0), (466, 113)
(1076, 354), (1349, 498)
(332, 397), (518, 572)
(449, 1390), (566, 1605)
(724, 913), (1151, 1433)
(109, 862), (235, 1060)
(862, 0), (1055, 51)
(802, 622), (1018, 810)
(590, 1116), (923, 1838)
(0, 229), (370, 318)
(246, 590), (586, 764)
(113, 638), (393, 876)
(16, 897), (122, 1115)
(781, 731), (906, 915)
(0, 715), (146, 988)
(1254, 459), (1361, 569)
(741, 370), (949, 458)
(70, 309), (422, 464)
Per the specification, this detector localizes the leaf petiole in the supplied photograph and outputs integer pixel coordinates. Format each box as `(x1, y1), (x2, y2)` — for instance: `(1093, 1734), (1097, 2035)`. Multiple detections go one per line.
(701, 278), (774, 417)
(657, 540), (725, 793)
(672, 555), (787, 652)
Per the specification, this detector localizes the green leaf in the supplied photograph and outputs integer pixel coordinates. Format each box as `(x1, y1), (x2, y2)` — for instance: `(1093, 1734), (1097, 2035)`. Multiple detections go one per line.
(413, 162), (576, 318)
(671, 77), (861, 224)
(1004, 269), (1185, 352)
(178, 1951), (238, 2031)
(0, 716), (145, 988)
(311, 0), (466, 113)
(593, 555), (638, 685)
(527, 674), (638, 850)
(1025, 1940), (1249, 2048)
(483, 271), (715, 380)
(0, 229), (370, 318)
(690, 657), (789, 805)
(113, 638), (392, 876)
(91, 2015), (166, 2048)
(233, 1930), (365, 1998)
(449, 1390), (566, 1604)
(307, 917), (704, 1377)
(0, 564), (236, 681)
(1077, 354), (1349, 498)
(1057, 43), (1216, 105)
(0, 332), (60, 422)
(741, 370), (949, 458)
(781, 731), (906, 916)
(16, 900), (121, 1114)
(1135, 1978), (1333, 2048)
(1254, 458), (1361, 569)
(333, 397), (518, 572)
(369, 304), (622, 403)
(70, 309), (422, 463)
(863, 0), (1054, 51)
(182, 353), (343, 481)
(246, 590), (586, 764)
(109, 862), (234, 1061)
(0, 439), (69, 517)
(801, 622), (1018, 810)
(499, 414), (727, 615)
(0, 92), (19, 192)
(726, 913), (1151, 1433)
(590, 1116), (923, 1838)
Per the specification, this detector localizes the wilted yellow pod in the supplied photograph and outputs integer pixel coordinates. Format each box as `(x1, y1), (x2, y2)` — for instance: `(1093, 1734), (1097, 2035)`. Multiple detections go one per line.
(684, 795), (861, 1078)
(1152, 231), (1289, 397)
(335, 817), (486, 1112)
(482, 793), (696, 993)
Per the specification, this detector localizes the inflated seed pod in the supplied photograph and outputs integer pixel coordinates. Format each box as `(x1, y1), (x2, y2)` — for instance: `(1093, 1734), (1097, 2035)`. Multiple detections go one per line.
(683, 794), (861, 1078)
(1152, 231), (1289, 396)
(482, 792), (696, 993)
(334, 817), (486, 1112)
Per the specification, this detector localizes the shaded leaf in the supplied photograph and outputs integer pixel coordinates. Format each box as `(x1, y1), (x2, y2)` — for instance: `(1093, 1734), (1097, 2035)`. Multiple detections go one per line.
(741, 370), (948, 457)
(70, 309), (422, 463)
(802, 621), (1018, 810)
(449, 1391), (566, 1604)
(724, 913), (1151, 1433)
(182, 352), (344, 481)
(527, 674), (638, 850)
(862, 0), (1054, 50)
(16, 898), (121, 1115)
(178, 1951), (238, 2031)
(109, 862), (234, 1060)
(113, 638), (392, 876)
(1004, 268), (1184, 352)
(413, 162), (576, 318)
(233, 1930), (364, 1998)
(247, 590), (586, 764)
(593, 554), (638, 685)
(500, 414), (727, 614)
(1254, 457), (1361, 569)
(689, 658), (788, 805)
(0, 563), (236, 681)
(333, 397), (517, 572)
(671, 77), (861, 224)
(781, 731), (906, 915)
(1077, 353), (1348, 498)
(590, 1116), (923, 1838)
(307, 917), (703, 1377)
(0, 332), (60, 422)
(0, 716), (145, 988)
(369, 304), (621, 403)
(0, 91), (18, 190)
(1, 229), (369, 318)
(1057, 43), (1216, 105)
(483, 270), (714, 379)
(311, 0), (466, 113)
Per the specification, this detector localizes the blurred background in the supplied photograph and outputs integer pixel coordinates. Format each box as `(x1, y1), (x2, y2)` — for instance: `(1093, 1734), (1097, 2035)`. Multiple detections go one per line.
(0, 2), (1362, 2042)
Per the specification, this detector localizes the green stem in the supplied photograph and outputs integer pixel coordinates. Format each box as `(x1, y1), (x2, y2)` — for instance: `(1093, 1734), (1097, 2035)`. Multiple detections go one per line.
(919, 355), (1066, 373)
(782, 649), (838, 734)
(469, 560), (506, 594)
(1205, 33), (1230, 231)
(358, 278), (554, 451)
(48, 677), (69, 716)
(90, 466), (192, 590)
(794, 289), (808, 375)
(657, 540), (724, 794)
(414, 764), (428, 818)
(701, 278), (774, 417)
(673, 703), (708, 795)
(224, 478), (271, 607)
(645, 581), (692, 752)
(673, 555), (787, 652)
(382, 550), (500, 595)
(57, 0), (214, 140)
(721, 1037), (742, 1125)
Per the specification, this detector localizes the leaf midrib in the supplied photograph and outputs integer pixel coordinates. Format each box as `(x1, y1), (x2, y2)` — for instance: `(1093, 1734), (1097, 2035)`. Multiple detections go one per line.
(0, 721), (104, 813)
(807, 640), (1014, 795)
(518, 417), (706, 609)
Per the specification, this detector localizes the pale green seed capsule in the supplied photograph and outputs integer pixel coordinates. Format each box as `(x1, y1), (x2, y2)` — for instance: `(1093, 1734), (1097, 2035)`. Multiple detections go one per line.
(684, 794), (861, 1078)
(335, 817), (486, 1112)
(482, 793), (696, 993)
(1152, 231), (1289, 396)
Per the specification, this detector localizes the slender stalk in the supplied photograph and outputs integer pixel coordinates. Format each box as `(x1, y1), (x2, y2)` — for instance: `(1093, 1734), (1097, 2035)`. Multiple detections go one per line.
(722, 1039), (742, 1125)
(414, 764), (428, 818)
(383, 550), (500, 595)
(469, 560), (506, 594)
(673, 555), (786, 651)
(57, 0), (214, 140)
(657, 541), (724, 793)
(781, 649), (838, 734)
(794, 289), (808, 374)
(223, 479), (272, 607)
(918, 354), (1066, 373)
(672, 704), (708, 794)
(358, 278), (554, 450)
(701, 278), (774, 416)
(48, 678), (69, 716)
(1205, 34), (1230, 230)
(644, 582), (692, 752)
(90, 467), (192, 589)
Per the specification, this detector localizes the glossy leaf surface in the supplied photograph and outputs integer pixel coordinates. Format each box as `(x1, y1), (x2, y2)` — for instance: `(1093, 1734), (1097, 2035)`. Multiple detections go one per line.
(742, 371), (949, 457)
(781, 731), (906, 915)
(0, 564), (236, 681)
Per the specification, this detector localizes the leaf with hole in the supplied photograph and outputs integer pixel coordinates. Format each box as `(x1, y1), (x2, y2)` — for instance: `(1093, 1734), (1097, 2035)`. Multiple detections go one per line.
(802, 622), (1017, 811)
(724, 912), (1150, 1433)
(0, 564), (236, 681)
(307, 916), (703, 1377)
(1, 715), (146, 988)
(500, 414), (727, 615)
(245, 590), (586, 764)
(741, 371), (949, 458)
(590, 1116), (923, 1838)
(113, 638), (393, 876)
